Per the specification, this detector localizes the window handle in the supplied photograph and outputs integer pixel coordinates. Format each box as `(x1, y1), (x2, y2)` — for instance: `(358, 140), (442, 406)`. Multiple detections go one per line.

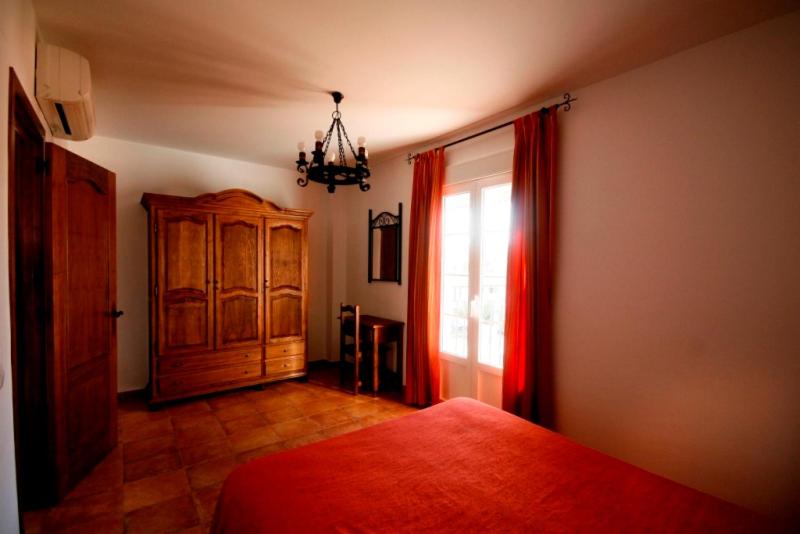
(469, 296), (480, 319)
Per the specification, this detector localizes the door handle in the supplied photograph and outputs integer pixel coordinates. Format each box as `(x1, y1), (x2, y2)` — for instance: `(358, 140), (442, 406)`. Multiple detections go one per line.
(110, 310), (124, 318)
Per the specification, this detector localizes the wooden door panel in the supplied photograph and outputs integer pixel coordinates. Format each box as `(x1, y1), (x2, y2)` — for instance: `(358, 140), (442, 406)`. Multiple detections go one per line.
(220, 221), (259, 291)
(269, 294), (302, 339)
(265, 221), (306, 344)
(158, 211), (214, 354)
(164, 299), (211, 348)
(66, 177), (111, 369)
(49, 144), (118, 495)
(216, 215), (263, 348)
(66, 360), (112, 480)
(221, 296), (259, 344)
(268, 225), (302, 291)
(164, 216), (210, 293)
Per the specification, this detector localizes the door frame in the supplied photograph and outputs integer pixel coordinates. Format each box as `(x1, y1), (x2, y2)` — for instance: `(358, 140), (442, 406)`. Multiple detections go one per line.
(7, 67), (47, 518)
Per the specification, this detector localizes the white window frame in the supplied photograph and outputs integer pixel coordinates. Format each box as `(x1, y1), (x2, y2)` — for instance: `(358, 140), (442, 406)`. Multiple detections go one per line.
(440, 171), (511, 384)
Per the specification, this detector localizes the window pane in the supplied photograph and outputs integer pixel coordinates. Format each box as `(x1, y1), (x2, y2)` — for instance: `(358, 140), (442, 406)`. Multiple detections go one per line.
(441, 315), (468, 357)
(479, 322), (505, 368)
(443, 193), (470, 235)
(441, 275), (468, 318)
(440, 192), (470, 358)
(443, 234), (469, 275)
(478, 183), (511, 367)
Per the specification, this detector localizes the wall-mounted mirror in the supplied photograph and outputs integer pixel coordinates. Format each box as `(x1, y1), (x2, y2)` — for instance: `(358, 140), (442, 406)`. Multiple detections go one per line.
(368, 203), (402, 284)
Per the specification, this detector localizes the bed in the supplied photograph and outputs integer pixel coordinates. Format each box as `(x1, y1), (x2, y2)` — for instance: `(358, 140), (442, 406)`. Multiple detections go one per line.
(213, 397), (768, 533)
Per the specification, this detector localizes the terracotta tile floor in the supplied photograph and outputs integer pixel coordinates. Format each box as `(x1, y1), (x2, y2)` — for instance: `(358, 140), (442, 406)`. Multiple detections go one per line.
(23, 380), (417, 533)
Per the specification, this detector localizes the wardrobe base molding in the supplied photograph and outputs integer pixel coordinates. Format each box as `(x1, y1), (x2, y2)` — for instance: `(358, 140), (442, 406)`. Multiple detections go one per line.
(150, 368), (308, 405)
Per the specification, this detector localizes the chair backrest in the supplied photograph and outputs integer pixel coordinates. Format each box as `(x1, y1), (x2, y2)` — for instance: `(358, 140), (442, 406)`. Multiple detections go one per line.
(339, 302), (360, 354)
(339, 303), (361, 394)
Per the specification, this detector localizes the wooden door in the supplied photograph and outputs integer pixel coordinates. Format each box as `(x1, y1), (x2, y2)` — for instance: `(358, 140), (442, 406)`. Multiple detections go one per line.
(265, 220), (307, 344)
(215, 214), (263, 349)
(47, 143), (118, 491)
(157, 210), (214, 354)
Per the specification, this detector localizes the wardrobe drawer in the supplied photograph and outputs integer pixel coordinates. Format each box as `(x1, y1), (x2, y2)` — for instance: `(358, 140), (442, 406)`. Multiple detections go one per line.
(266, 355), (305, 375)
(158, 363), (262, 396)
(158, 348), (261, 374)
(266, 341), (305, 359)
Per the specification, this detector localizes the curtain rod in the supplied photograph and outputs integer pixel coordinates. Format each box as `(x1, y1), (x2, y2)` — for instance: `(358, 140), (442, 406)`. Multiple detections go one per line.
(406, 93), (576, 165)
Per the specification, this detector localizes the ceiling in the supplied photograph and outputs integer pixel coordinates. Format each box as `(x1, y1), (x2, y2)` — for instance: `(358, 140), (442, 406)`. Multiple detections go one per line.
(33, 0), (797, 167)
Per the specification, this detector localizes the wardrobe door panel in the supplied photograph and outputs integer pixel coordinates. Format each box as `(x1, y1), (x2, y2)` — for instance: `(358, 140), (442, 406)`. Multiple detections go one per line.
(158, 211), (214, 354)
(164, 299), (208, 347)
(269, 224), (303, 291)
(266, 221), (306, 345)
(269, 294), (302, 339)
(165, 220), (207, 292)
(216, 215), (263, 349)
(220, 295), (259, 344)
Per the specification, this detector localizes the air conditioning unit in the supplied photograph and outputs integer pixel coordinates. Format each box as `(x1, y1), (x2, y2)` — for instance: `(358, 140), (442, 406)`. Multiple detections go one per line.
(35, 43), (96, 141)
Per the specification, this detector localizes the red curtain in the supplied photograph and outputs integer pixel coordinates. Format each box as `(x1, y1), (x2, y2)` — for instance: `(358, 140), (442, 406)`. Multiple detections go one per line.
(405, 148), (445, 406)
(502, 108), (558, 426)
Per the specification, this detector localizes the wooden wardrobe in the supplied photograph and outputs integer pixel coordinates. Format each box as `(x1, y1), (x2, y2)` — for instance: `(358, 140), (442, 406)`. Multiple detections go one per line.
(141, 189), (312, 404)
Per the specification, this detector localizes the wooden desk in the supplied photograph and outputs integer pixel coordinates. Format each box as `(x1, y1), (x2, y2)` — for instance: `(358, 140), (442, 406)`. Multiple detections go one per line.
(357, 315), (405, 394)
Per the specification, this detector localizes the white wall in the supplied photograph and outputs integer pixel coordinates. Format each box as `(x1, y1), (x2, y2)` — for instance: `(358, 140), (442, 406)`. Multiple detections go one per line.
(342, 11), (800, 518)
(342, 158), (411, 327)
(61, 136), (335, 391)
(0, 0), (43, 530)
(553, 10), (800, 519)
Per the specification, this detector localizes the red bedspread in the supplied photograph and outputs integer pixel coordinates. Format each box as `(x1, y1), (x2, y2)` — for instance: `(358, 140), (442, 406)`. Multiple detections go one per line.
(213, 397), (767, 533)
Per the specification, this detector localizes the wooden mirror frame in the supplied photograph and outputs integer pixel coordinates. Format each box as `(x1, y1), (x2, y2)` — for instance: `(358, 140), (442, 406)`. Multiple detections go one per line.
(368, 203), (402, 284)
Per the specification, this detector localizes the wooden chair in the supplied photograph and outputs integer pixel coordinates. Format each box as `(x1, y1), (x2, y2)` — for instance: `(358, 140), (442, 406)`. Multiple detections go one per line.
(339, 303), (363, 395)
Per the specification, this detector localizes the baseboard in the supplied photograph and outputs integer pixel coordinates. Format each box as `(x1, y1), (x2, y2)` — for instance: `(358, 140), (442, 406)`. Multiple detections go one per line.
(117, 388), (147, 401)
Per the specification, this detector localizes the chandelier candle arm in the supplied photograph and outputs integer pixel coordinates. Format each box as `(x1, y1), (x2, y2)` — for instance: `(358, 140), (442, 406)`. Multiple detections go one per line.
(296, 91), (371, 193)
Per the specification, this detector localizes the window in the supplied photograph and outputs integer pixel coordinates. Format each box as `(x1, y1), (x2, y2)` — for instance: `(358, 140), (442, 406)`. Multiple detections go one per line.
(441, 192), (470, 357)
(440, 176), (512, 370)
(478, 183), (511, 367)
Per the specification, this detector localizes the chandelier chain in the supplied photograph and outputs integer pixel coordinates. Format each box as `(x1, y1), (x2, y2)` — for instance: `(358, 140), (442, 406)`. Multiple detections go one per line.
(336, 121), (348, 167)
(339, 120), (358, 164)
(322, 121), (336, 156)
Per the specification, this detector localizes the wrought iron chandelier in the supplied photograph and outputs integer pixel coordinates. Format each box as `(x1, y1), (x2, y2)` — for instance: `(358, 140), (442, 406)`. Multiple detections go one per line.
(296, 91), (370, 193)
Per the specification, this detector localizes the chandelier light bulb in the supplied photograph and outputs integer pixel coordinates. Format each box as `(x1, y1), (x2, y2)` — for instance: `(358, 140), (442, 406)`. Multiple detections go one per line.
(357, 136), (366, 147)
(364, 149), (369, 159)
(297, 141), (305, 151)
(328, 152), (336, 163)
(314, 130), (324, 141)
